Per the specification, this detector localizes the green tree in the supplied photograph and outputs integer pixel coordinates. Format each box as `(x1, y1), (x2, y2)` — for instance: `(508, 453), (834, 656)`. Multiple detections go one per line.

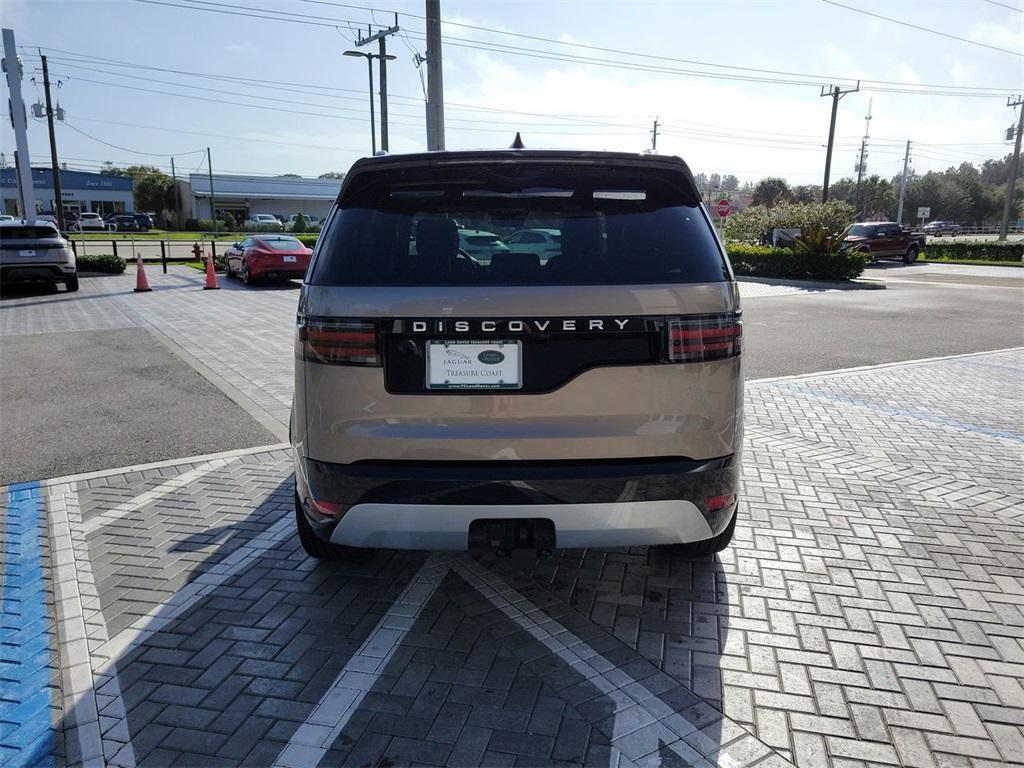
(791, 184), (822, 204)
(724, 200), (856, 244)
(132, 169), (175, 214)
(752, 177), (791, 207)
(292, 212), (307, 234)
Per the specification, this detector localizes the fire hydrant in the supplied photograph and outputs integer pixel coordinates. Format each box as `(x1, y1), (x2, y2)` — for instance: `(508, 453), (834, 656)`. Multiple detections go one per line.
(192, 242), (203, 262)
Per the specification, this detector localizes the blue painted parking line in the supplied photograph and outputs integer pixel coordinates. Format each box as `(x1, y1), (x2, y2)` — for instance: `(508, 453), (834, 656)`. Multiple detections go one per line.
(0, 482), (54, 768)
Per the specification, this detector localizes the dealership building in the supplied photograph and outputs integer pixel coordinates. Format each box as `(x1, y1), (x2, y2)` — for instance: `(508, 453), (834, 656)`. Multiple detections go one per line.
(178, 173), (341, 223)
(1, 167), (134, 217)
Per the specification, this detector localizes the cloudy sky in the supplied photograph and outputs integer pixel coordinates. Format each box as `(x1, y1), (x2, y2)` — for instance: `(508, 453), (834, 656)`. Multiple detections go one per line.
(4, 0), (1022, 186)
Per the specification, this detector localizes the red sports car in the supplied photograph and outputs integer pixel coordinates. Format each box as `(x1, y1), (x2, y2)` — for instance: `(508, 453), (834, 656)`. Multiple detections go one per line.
(224, 234), (313, 284)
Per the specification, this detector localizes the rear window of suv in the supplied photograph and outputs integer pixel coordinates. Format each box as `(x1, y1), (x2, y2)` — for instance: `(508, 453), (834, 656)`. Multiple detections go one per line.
(0, 226), (62, 240)
(309, 162), (728, 286)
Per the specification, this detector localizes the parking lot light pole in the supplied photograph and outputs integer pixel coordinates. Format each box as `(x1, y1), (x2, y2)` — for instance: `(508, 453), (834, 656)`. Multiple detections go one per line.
(345, 50), (395, 155)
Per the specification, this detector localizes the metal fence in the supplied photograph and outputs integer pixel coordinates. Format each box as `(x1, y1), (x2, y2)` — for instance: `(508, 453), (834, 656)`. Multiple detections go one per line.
(68, 239), (233, 273)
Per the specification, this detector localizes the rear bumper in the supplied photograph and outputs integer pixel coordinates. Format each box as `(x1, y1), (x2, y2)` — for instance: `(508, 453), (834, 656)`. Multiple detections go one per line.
(1, 263), (76, 283)
(295, 453), (738, 549)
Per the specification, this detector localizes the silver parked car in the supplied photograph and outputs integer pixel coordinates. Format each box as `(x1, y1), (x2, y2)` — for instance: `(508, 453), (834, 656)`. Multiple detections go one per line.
(244, 214), (284, 231)
(505, 228), (562, 262)
(0, 220), (78, 292)
(291, 150), (742, 558)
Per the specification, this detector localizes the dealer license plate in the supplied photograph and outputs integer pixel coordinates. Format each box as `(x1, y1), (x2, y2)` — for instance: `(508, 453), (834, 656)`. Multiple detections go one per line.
(426, 340), (522, 390)
(283, 255), (297, 263)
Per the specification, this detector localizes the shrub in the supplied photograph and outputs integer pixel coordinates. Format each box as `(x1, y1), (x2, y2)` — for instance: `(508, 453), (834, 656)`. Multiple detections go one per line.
(291, 213), (307, 234)
(922, 241), (1023, 261)
(195, 218), (231, 231)
(222, 212), (238, 232)
(727, 243), (868, 281)
(724, 200), (856, 245)
(296, 235), (319, 248)
(75, 253), (126, 274)
(185, 253), (227, 272)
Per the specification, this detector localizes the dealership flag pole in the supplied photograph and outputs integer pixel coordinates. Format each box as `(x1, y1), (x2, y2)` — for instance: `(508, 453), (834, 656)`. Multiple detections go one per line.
(3, 28), (36, 219)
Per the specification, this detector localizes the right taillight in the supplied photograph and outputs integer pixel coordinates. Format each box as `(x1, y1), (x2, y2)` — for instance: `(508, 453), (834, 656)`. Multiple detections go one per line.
(666, 313), (743, 363)
(299, 318), (381, 366)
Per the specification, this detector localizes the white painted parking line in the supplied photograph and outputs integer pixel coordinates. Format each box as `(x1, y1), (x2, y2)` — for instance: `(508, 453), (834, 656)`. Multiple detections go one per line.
(450, 555), (786, 768)
(81, 458), (239, 535)
(47, 483), (135, 768)
(273, 553), (449, 768)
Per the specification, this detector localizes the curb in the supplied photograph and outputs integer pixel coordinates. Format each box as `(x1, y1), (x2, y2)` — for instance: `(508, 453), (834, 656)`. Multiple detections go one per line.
(737, 276), (885, 291)
(748, 346), (1024, 385)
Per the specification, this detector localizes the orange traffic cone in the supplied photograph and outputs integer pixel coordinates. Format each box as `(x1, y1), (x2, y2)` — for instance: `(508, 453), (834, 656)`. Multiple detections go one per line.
(203, 251), (220, 290)
(134, 252), (152, 292)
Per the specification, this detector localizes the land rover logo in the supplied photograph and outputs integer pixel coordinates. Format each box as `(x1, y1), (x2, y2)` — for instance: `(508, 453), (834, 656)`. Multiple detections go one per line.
(478, 350), (505, 365)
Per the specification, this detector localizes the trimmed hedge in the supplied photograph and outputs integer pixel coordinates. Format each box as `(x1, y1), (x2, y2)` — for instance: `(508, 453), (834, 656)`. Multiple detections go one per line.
(296, 235), (319, 247)
(76, 253), (126, 274)
(727, 243), (868, 281)
(922, 241), (1023, 261)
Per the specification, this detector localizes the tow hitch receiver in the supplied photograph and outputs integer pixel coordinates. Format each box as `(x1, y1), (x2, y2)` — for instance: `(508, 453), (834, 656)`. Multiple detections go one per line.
(468, 518), (556, 557)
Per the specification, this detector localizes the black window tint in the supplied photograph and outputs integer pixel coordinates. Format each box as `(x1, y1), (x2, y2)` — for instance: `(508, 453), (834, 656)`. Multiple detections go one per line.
(0, 226), (62, 240)
(310, 164), (727, 287)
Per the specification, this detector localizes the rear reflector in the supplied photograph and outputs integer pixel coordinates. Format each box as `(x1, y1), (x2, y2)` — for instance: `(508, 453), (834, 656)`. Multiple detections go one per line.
(704, 492), (736, 513)
(306, 497), (345, 518)
(299, 318), (380, 366)
(666, 314), (742, 363)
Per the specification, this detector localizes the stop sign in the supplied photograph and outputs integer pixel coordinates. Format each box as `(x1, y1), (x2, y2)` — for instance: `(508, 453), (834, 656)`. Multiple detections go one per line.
(716, 199), (731, 218)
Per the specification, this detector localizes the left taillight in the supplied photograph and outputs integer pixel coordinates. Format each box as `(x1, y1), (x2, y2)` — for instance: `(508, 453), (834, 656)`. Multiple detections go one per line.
(298, 317), (381, 366)
(665, 313), (743, 363)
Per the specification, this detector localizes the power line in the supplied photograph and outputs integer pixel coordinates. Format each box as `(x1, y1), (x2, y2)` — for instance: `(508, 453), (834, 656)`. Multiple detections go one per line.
(819, 0), (1023, 57)
(57, 120), (205, 157)
(127, 0), (1018, 97)
(296, 0), (1019, 92)
(979, 0), (1023, 13)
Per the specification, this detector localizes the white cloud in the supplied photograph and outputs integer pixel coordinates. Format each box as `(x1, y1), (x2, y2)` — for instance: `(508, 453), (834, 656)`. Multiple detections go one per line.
(968, 22), (1024, 54)
(892, 64), (921, 86)
(949, 58), (978, 85)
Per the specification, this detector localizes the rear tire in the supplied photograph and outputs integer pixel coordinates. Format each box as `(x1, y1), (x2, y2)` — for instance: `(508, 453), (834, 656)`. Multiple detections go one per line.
(669, 505), (738, 558)
(64, 275), (79, 293)
(241, 261), (256, 285)
(903, 246), (919, 264)
(295, 491), (346, 560)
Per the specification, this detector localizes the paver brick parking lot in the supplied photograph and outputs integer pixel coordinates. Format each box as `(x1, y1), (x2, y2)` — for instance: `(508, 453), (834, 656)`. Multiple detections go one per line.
(2, 338), (1022, 767)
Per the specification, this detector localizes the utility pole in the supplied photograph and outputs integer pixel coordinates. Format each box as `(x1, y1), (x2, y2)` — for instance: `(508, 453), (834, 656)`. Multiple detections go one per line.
(651, 117), (659, 152)
(40, 54), (66, 231)
(354, 17), (399, 153)
(896, 140), (911, 226)
(170, 156), (181, 230)
(425, 0), (445, 151)
(854, 99), (872, 219)
(206, 147), (217, 234)
(999, 95), (1024, 241)
(3, 28), (36, 220)
(820, 81), (860, 203)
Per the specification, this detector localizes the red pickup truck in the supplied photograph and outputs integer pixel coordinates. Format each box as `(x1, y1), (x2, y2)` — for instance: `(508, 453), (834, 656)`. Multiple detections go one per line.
(843, 221), (927, 264)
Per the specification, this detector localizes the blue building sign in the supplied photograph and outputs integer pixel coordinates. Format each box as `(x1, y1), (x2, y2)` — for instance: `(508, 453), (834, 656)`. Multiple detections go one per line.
(1, 167), (134, 215)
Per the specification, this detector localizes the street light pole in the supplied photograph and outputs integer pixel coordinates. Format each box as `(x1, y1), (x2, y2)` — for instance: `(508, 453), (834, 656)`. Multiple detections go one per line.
(345, 49), (395, 155)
